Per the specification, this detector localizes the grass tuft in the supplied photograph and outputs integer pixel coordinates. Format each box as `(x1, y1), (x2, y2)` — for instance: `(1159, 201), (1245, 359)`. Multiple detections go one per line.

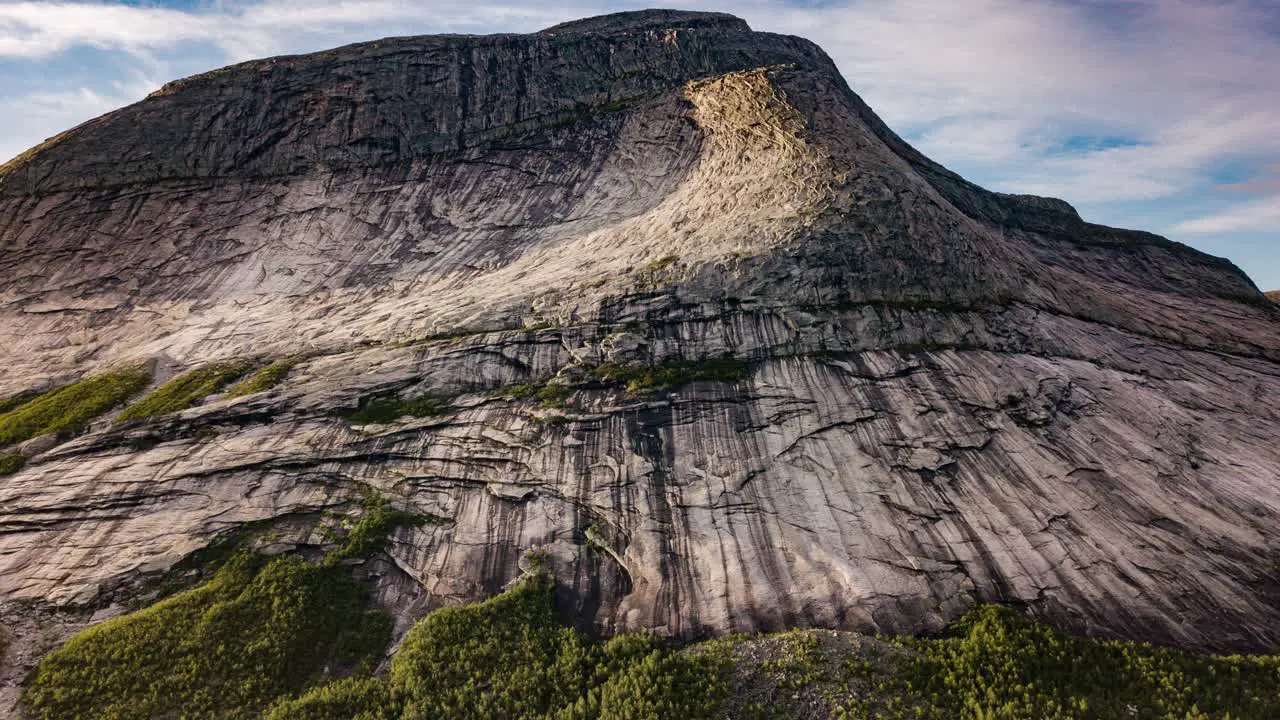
(0, 391), (38, 415)
(225, 358), (299, 398)
(0, 452), (28, 476)
(0, 365), (151, 447)
(115, 361), (252, 423)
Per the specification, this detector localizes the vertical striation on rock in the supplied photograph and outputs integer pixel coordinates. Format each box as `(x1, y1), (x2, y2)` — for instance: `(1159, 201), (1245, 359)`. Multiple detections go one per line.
(1, 11), (1278, 708)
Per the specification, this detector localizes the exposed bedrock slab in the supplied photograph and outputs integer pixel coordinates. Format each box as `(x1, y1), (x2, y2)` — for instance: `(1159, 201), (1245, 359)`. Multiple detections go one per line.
(2, 307), (1277, 657)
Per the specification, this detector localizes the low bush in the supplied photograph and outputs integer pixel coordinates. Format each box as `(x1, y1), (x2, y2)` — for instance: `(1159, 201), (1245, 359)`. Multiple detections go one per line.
(21, 494), (421, 720)
(268, 573), (730, 720)
(22, 552), (391, 720)
(115, 360), (252, 423)
(0, 365), (151, 446)
(325, 495), (425, 565)
(838, 605), (1280, 719)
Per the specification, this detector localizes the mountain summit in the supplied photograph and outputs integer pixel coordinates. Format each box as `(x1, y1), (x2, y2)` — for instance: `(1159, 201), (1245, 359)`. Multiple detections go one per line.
(2, 10), (1279, 707)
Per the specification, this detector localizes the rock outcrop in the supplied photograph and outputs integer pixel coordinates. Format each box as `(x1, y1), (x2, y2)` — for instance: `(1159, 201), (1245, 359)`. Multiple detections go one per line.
(2, 9), (1278, 709)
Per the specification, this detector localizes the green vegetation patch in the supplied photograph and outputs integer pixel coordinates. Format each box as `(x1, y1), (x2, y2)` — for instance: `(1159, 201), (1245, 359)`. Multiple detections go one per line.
(586, 358), (749, 397)
(22, 552), (391, 720)
(325, 495), (426, 565)
(337, 394), (454, 425)
(23, 495), (417, 720)
(26, 510), (1278, 720)
(115, 360), (252, 423)
(498, 381), (574, 408)
(838, 605), (1280, 720)
(0, 390), (38, 415)
(225, 358), (299, 398)
(0, 365), (151, 446)
(493, 358), (751, 409)
(0, 452), (28, 476)
(267, 569), (730, 720)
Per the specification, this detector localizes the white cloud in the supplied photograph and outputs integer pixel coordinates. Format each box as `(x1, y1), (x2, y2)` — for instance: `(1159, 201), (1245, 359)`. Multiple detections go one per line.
(0, 2), (211, 56)
(0, 1), (590, 60)
(0, 78), (159, 163)
(1173, 196), (1280, 235)
(742, 0), (1280, 207)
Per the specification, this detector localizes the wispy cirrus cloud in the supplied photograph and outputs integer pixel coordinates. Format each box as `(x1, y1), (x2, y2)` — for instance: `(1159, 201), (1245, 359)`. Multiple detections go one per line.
(0, 0), (1276, 287)
(0, 2), (207, 56)
(1173, 196), (1280, 235)
(0, 1), (581, 60)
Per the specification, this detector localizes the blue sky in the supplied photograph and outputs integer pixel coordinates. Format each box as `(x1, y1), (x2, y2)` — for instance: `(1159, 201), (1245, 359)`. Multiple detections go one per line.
(1, 0), (1277, 290)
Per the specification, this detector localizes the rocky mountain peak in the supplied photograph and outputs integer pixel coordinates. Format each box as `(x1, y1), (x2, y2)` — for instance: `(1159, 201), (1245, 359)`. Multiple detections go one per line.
(538, 8), (752, 35)
(1, 11), (1279, 713)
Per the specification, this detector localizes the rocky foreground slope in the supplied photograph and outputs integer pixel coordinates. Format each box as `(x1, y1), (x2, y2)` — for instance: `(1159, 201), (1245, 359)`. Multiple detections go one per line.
(1, 9), (1279, 711)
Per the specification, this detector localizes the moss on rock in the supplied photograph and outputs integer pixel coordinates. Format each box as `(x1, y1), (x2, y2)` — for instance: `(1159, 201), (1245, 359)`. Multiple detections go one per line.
(0, 452), (28, 476)
(115, 360), (252, 423)
(225, 358), (299, 398)
(0, 365), (151, 446)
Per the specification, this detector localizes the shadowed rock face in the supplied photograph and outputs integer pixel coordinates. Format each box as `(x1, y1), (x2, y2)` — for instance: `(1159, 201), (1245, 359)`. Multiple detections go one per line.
(1, 10), (1279, 702)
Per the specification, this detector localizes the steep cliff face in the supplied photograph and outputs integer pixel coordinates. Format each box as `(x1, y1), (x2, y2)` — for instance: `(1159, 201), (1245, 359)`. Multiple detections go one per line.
(2, 9), (1279, 708)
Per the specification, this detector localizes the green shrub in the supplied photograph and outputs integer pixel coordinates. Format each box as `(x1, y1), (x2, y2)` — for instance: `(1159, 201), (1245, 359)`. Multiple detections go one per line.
(22, 552), (391, 720)
(264, 676), (398, 720)
(325, 495), (425, 565)
(839, 605), (1280, 719)
(0, 453), (28, 476)
(269, 574), (729, 720)
(0, 365), (151, 446)
(390, 572), (604, 719)
(572, 644), (731, 720)
(225, 358), (299, 398)
(115, 361), (252, 423)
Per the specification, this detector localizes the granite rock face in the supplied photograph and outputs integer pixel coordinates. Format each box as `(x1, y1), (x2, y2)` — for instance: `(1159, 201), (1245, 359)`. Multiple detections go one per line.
(1, 9), (1279, 707)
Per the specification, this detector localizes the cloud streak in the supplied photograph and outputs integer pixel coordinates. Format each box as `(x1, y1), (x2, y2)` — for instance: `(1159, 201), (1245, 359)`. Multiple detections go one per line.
(1173, 196), (1280, 235)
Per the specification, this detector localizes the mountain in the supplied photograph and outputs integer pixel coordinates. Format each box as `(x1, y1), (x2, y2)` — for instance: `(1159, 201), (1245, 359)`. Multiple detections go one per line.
(2, 9), (1279, 714)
